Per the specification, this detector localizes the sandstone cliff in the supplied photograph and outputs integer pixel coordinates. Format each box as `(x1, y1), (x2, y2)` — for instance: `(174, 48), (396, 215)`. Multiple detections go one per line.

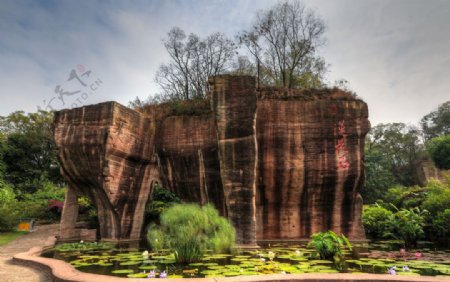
(54, 75), (369, 244)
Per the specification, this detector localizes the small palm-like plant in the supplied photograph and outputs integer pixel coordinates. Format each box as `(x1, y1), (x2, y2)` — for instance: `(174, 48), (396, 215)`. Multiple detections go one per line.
(307, 231), (352, 261)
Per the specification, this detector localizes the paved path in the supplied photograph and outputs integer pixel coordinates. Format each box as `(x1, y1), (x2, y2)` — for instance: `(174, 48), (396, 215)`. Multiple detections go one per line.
(0, 224), (59, 282)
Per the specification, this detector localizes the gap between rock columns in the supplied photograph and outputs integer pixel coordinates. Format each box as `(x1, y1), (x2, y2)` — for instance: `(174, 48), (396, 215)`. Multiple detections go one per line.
(209, 75), (258, 247)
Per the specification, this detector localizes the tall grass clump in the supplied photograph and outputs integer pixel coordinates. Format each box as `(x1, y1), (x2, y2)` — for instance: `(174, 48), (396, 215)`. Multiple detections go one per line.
(147, 203), (235, 263)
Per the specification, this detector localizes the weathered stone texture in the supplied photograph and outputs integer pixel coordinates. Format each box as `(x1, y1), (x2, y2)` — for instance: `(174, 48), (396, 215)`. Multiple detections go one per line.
(54, 76), (369, 243)
(210, 76), (258, 246)
(156, 115), (226, 216)
(256, 98), (369, 240)
(54, 102), (159, 240)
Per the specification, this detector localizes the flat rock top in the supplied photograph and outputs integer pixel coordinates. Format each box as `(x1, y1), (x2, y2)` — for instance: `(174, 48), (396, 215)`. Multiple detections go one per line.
(0, 224), (59, 282)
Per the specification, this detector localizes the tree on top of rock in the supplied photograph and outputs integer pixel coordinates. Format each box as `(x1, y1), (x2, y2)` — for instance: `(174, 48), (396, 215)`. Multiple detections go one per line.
(155, 27), (236, 101)
(238, 0), (327, 88)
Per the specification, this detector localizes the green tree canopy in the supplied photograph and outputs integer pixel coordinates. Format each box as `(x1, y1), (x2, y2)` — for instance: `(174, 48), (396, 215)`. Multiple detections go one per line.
(364, 123), (425, 200)
(426, 134), (450, 170)
(421, 101), (450, 140)
(0, 111), (62, 194)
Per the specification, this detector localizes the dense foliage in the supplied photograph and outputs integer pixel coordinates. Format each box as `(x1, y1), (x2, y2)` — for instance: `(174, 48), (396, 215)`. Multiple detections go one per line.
(420, 101), (450, 140)
(145, 184), (180, 223)
(0, 110), (66, 231)
(386, 207), (427, 248)
(426, 134), (450, 170)
(147, 203), (235, 263)
(362, 204), (393, 239)
(362, 180), (450, 245)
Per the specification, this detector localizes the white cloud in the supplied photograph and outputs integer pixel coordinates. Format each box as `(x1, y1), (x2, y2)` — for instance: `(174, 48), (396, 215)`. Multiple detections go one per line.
(0, 0), (449, 126)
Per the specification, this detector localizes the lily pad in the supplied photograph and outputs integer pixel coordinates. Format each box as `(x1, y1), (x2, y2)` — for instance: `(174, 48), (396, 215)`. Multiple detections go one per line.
(119, 261), (141, 266)
(127, 273), (148, 278)
(112, 269), (134, 274)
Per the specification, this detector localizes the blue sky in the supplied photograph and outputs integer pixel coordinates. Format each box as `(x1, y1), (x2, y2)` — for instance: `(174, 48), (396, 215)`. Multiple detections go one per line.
(1, 0), (449, 125)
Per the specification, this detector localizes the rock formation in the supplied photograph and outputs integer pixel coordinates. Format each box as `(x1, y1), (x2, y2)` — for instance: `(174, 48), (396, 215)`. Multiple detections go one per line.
(54, 103), (160, 241)
(54, 75), (370, 244)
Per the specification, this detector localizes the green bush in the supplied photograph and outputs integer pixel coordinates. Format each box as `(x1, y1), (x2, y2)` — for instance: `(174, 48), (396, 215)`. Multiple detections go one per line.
(386, 207), (427, 248)
(145, 184), (180, 223)
(426, 134), (450, 169)
(147, 225), (166, 252)
(18, 181), (66, 222)
(77, 196), (98, 228)
(307, 231), (352, 261)
(0, 181), (19, 231)
(431, 209), (450, 241)
(421, 180), (450, 216)
(147, 203), (235, 263)
(362, 204), (393, 239)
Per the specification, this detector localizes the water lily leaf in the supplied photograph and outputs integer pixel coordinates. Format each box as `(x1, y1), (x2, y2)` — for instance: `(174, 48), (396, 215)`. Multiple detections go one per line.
(112, 269), (134, 274)
(139, 265), (157, 270)
(223, 271), (242, 277)
(119, 261), (141, 266)
(189, 263), (205, 267)
(127, 273), (148, 278)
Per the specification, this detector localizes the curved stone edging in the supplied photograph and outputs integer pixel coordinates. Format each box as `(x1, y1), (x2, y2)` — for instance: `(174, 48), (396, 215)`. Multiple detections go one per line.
(12, 237), (450, 282)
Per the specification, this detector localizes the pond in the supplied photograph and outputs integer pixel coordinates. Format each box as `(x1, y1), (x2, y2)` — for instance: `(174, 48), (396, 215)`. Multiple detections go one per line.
(41, 241), (450, 278)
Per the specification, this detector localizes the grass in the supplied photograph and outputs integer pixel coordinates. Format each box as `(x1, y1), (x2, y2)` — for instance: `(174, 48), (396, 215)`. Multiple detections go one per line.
(0, 231), (27, 246)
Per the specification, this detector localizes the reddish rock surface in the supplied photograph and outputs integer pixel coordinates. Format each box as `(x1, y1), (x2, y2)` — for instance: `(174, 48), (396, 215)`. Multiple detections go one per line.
(255, 94), (369, 240)
(53, 76), (369, 244)
(54, 102), (159, 240)
(210, 76), (258, 246)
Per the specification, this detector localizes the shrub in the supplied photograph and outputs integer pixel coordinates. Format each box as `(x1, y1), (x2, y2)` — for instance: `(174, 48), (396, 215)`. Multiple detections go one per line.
(386, 207), (427, 248)
(431, 209), (450, 242)
(426, 134), (450, 169)
(307, 231), (352, 261)
(0, 181), (19, 231)
(421, 180), (450, 216)
(362, 204), (393, 239)
(145, 184), (180, 223)
(0, 204), (19, 231)
(147, 203), (235, 263)
(77, 195), (98, 228)
(18, 181), (66, 222)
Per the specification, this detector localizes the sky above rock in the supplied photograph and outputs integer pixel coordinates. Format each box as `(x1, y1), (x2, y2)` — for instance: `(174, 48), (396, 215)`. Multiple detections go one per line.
(1, 0), (449, 125)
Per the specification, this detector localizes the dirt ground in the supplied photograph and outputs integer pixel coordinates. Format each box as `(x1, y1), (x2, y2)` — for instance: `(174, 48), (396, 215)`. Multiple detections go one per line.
(0, 224), (59, 282)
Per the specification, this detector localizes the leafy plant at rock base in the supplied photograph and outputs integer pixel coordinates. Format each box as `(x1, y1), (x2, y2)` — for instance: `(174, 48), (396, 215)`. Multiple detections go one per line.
(362, 204), (393, 239)
(147, 225), (166, 252)
(145, 184), (180, 224)
(385, 207), (427, 248)
(147, 203), (235, 264)
(307, 230), (352, 269)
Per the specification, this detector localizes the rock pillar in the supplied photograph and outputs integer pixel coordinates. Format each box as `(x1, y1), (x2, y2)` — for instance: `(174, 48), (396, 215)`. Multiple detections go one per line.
(59, 185), (79, 240)
(210, 75), (258, 246)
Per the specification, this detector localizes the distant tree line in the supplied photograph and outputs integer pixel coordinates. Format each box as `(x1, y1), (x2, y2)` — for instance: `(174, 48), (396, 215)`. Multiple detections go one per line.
(363, 101), (450, 204)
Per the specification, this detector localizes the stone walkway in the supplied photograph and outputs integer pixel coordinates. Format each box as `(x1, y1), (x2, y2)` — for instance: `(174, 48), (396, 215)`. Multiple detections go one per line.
(0, 224), (59, 282)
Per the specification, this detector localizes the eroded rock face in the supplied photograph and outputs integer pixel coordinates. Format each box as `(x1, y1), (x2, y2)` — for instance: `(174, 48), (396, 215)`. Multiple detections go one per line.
(210, 76), (258, 246)
(54, 102), (159, 240)
(54, 76), (369, 243)
(256, 98), (369, 240)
